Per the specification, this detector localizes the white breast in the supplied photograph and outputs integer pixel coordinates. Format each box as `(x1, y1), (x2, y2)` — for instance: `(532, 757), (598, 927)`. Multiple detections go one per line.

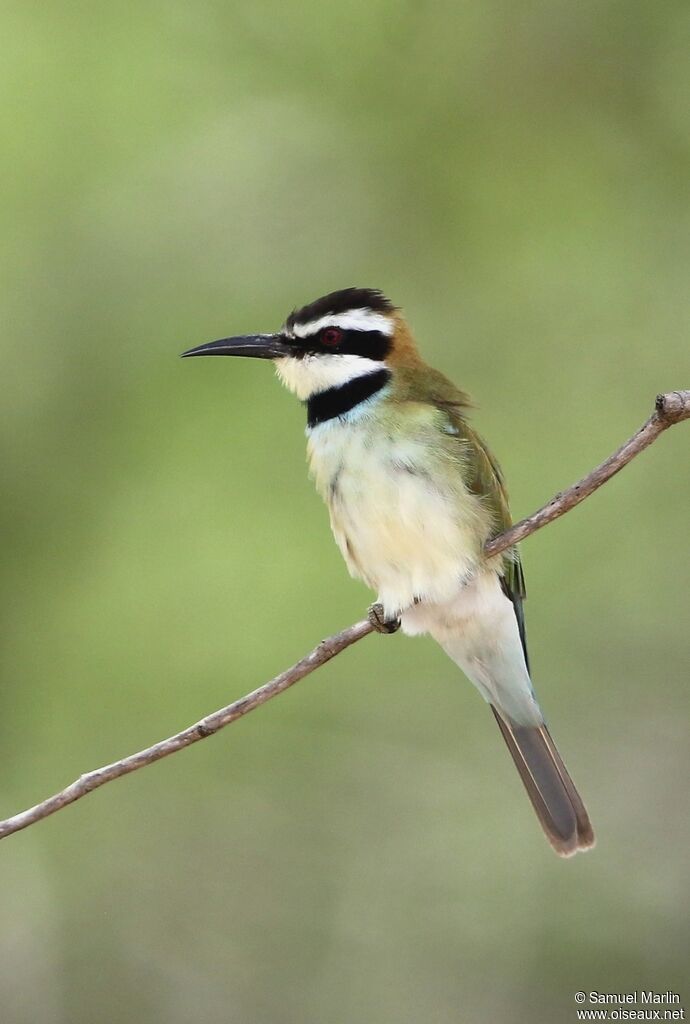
(307, 405), (485, 619)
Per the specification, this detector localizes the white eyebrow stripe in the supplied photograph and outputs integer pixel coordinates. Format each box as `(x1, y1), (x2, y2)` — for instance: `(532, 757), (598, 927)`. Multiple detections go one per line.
(291, 308), (393, 338)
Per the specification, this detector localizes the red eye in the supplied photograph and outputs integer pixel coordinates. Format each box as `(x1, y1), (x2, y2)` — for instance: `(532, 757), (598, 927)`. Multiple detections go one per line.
(321, 326), (343, 347)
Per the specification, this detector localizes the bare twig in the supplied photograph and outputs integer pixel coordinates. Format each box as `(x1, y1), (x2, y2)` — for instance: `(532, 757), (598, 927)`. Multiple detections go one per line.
(0, 390), (687, 841)
(0, 619), (374, 840)
(485, 390), (690, 557)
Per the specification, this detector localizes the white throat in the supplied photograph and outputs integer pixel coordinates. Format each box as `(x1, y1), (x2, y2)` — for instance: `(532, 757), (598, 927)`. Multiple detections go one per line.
(274, 354), (385, 402)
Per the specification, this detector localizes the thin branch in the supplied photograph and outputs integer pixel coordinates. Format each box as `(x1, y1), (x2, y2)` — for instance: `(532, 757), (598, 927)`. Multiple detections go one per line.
(485, 390), (690, 557)
(1, 390), (687, 841)
(0, 619), (374, 840)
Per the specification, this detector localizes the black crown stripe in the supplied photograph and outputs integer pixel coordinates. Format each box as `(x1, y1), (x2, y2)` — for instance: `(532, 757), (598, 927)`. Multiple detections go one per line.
(287, 288), (394, 332)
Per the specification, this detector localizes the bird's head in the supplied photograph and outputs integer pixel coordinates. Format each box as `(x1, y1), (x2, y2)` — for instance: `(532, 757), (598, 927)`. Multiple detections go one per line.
(182, 288), (421, 402)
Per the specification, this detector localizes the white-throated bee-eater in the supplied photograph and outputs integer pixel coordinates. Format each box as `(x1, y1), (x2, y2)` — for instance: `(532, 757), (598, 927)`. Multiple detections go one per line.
(183, 288), (594, 856)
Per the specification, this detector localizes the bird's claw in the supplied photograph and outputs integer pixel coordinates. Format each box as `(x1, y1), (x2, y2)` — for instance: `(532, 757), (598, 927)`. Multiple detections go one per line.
(368, 603), (401, 634)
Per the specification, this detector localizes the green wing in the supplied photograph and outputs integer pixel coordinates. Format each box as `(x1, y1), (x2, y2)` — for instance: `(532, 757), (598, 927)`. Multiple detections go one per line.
(396, 364), (529, 665)
(433, 390), (530, 670)
(464, 422), (529, 670)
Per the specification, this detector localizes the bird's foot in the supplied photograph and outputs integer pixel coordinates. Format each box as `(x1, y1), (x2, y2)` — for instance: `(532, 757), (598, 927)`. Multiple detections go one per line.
(367, 603), (401, 634)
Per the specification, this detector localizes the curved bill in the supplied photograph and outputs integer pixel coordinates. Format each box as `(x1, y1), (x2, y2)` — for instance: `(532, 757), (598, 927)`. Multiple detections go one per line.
(181, 333), (291, 359)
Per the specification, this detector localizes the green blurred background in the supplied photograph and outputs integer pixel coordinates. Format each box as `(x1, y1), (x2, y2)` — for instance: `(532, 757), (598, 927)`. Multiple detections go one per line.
(1, 2), (689, 1021)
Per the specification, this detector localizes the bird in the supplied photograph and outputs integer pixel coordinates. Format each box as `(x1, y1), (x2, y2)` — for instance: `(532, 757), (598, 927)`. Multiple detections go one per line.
(183, 287), (594, 856)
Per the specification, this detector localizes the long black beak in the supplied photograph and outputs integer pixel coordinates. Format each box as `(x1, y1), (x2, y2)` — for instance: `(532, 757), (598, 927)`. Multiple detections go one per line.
(181, 333), (291, 360)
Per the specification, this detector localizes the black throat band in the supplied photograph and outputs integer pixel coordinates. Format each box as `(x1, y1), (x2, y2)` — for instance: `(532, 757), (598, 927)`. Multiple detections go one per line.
(307, 368), (391, 428)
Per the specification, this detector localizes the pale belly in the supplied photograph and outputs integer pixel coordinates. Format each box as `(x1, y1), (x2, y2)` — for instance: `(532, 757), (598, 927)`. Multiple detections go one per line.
(307, 417), (487, 618)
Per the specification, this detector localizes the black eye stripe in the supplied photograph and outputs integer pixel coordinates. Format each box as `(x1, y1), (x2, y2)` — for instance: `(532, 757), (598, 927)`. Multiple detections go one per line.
(289, 328), (391, 361)
(341, 329), (390, 360)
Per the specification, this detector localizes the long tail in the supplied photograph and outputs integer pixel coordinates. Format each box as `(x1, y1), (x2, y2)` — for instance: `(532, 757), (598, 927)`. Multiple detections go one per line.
(491, 707), (595, 857)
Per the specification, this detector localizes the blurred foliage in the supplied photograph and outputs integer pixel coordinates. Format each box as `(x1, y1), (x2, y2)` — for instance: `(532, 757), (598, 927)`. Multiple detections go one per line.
(1, 1), (689, 1021)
